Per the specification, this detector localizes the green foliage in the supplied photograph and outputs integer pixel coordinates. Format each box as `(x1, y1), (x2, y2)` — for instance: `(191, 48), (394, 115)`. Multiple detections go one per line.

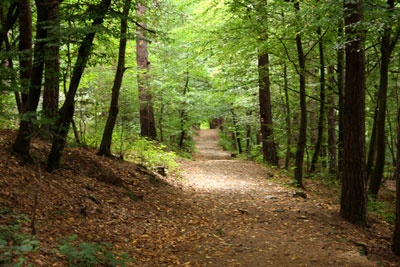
(56, 234), (133, 267)
(0, 211), (39, 266)
(368, 198), (395, 225)
(125, 137), (179, 173)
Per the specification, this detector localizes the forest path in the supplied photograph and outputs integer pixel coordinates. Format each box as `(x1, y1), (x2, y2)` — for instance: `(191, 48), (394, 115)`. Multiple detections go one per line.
(176, 129), (376, 267)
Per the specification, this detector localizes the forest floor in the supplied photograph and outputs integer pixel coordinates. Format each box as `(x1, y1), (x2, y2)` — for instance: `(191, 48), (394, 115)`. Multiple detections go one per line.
(0, 129), (400, 266)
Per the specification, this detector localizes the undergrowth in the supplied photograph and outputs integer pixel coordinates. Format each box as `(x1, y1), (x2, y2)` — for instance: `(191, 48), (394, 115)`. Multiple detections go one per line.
(55, 234), (133, 267)
(0, 209), (39, 266)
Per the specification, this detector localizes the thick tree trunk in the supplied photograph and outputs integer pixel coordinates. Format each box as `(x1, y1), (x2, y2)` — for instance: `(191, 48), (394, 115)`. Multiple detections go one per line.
(294, 1), (307, 188)
(258, 53), (278, 166)
(340, 0), (367, 227)
(13, 0), (48, 157)
(369, 0), (398, 199)
(17, 0), (32, 111)
(47, 0), (111, 172)
(42, 0), (61, 138)
(137, 4), (157, 140)
(310, 27), (325, 173)
(98, 0), (131, 157)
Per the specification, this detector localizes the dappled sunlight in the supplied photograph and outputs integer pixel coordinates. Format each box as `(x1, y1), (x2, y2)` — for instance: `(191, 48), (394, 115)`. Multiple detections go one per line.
(183, 160), (273, 193)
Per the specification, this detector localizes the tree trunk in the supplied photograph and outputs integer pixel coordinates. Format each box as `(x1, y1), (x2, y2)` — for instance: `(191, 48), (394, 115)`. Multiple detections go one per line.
(258, 52), (278, 166)
(47, 0), (111, 172)
(337, 21), (345, 175)
(17, 0), (32, 111)
(137, 4), (157, 140)
(392, 108), (400, 255)
(283, 64), (292, 169)
(340, 0), (367, 227)
(13, 0), (48, 157)
(369, 0), (398, 199)
(98, 0), (131, 157)
(178, 71), (189, 149)
(310, 27), (325, 173)
(231, 110), (242, 154)
(42, 0), (61, 138)
(327, 66), (337, 174)
(294, 1), (307, 188)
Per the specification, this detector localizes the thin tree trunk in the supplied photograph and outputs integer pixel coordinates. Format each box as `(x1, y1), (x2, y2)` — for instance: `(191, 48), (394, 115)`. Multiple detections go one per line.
(98, 0), (131, 157)
(137, 4), (157, 140)
(327, 66), (337, 174)
(283, 64), (292, 169)
(47, 0), (111, 172)
(178, 71), (189, 149)
(337, 21), (345, 175)
(369, 0), (398, 199)
(392, 108), (400, 255)
(258, 52), (278, 166)
(366, 104), (378, 180)
(231, 110), (242, 154)
(310, 27), (325, 173)
(340, 0), (367, 227)
(294, 1), (307, 188)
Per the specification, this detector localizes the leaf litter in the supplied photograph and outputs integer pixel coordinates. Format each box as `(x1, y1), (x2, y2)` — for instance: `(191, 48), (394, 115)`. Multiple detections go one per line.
(0, 128), (399, 266)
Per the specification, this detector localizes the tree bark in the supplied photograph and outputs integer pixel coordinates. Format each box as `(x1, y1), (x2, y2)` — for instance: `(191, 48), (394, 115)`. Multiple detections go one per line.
(327, 66), (337, 174)
(178, 71), (189, 149)
(47, 0), (111, 172)
(310, 27), (325, 173)
(392, 108), (400, 255)
(258, 52), (278, 166)
(13, 0), (48, 157)
(294, 1), (307, 188)
(98, 0), (131, 157)
(340, 0), (367, 227)
(17, 0), (32, 111)
(136, 4), (157, 140)
(369, 0), (398, 199)
(337, 21), (345, 175)
(42, 0), (61, 138)
(283, 64), (292, 169)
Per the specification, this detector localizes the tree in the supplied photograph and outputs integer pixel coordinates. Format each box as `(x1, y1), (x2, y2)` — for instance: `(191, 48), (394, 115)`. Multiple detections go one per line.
(310, 26), (326, 173)
(47, 0), (112, 172)
(392, 108), (400, 255)
(368, 0), (400, 198)
(17, 0), (32, 113)
(258, 52), (278, 166)
(41, 0), (61, 138)
(293, 1), (307, 188)
(340, 0), (367, 227)
(136, 3), (157, 140)
(13, 0), (50, 157)
(98, 0), (131, 157)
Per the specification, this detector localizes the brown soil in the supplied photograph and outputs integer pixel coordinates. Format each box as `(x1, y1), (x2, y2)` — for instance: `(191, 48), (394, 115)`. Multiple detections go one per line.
(0, 129), (399, 266)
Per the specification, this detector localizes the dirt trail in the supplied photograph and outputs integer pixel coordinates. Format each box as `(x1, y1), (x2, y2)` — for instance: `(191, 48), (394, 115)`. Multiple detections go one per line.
(177, 129), (378, 267)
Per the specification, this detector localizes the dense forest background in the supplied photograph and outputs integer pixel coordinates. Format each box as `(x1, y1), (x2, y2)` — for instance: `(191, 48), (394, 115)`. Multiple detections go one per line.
(2, 0), (400, 262)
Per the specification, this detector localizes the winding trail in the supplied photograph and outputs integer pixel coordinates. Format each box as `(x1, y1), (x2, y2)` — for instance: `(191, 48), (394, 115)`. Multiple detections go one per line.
(177, 129), (376, 266)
